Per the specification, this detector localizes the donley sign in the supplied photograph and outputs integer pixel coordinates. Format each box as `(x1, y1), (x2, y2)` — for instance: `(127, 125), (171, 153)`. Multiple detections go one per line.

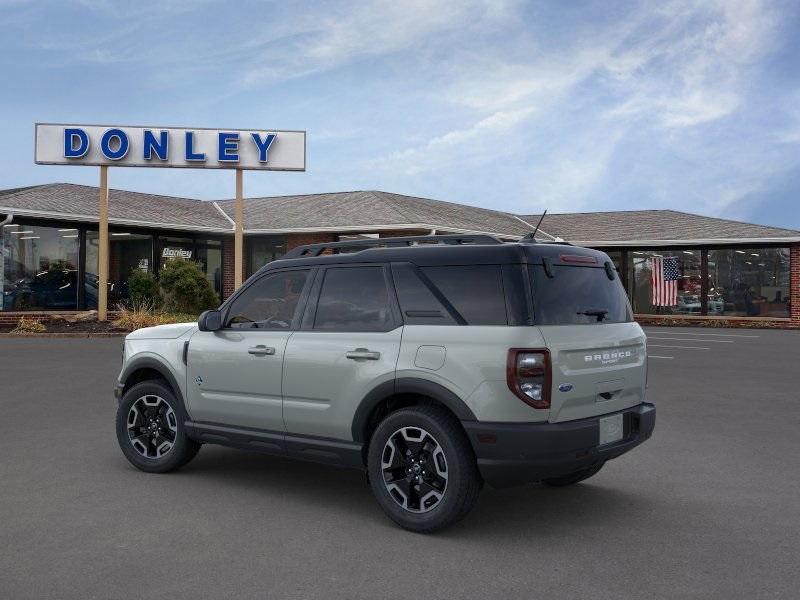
(33, 122), (306, 320)
(35, 123), (306, 171)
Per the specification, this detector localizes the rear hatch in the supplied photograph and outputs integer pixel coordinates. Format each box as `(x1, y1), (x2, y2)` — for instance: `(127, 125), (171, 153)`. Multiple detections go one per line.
(528, 254), (646, 423)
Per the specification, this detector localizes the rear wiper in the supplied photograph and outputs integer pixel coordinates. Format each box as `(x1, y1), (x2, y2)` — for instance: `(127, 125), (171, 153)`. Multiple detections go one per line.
(577, 308), (609, 322)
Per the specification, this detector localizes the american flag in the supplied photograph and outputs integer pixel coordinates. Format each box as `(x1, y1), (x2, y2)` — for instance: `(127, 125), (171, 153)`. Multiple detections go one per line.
(651, 256), (679, 306)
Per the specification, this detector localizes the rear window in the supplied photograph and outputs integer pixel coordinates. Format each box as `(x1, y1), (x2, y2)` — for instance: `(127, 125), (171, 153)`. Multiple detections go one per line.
(530, 264), (632, 325)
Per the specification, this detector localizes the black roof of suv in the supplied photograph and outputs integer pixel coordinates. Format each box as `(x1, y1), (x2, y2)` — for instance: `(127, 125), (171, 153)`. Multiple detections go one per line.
(266, 234), (612, 272)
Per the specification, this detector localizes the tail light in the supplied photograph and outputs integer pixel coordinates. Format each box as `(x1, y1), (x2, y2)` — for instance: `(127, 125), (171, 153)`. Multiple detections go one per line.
(507, 348), (551, 409)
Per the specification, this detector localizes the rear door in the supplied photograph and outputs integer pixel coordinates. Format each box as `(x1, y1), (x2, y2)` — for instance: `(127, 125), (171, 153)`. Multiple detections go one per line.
(282, 264), (402, 441)
(529, 261), (647, 422)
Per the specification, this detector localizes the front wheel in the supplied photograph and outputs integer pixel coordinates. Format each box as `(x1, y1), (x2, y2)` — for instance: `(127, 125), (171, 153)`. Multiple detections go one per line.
(116, 380), (200, 473)
(367, 405), (482, 533)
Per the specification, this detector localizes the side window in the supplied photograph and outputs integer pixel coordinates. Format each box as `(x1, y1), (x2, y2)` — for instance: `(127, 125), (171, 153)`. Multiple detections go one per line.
(314, 267), (393, 332)
(391, 264), (457, 325)
(420, 265), (508, 325)
(226, 269), (310, 329)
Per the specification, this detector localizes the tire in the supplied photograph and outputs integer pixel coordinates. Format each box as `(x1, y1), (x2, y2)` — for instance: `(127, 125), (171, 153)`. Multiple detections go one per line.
(116, 380), (200, 473)
(367, 405), (482, 533)
(542, 462), (604, 487)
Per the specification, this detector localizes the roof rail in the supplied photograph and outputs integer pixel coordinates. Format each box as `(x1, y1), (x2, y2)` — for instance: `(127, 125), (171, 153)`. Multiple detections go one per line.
(283, 234), (504, 258)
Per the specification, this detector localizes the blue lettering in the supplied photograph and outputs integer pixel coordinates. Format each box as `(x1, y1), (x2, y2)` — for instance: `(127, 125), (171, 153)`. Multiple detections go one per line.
(218, 132), (239, 162)
(143, 130), (168, 160)
(185, 131), (205, 161)
(64, 128), (89, 158)
(251, 133), (276, 162)
(100, 128), (129, 160)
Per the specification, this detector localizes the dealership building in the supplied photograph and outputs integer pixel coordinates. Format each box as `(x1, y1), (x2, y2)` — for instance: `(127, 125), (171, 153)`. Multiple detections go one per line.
(1, 182), (799, 327)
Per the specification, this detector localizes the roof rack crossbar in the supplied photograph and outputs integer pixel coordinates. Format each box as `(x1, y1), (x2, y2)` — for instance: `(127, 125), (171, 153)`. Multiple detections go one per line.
(283, 234), (504, 258)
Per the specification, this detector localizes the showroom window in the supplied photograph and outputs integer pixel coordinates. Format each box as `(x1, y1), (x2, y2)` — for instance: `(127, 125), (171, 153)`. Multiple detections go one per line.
(706, 248), (790, 318)
(247, 236), (287, 277)
(85, 230), (153, 309)
(628, 249), (702, 315)
(159, 236), (195, 271)
(158, 236), (223, 301)
(196, 240), (223, 300)
(1, 223), (80, 311)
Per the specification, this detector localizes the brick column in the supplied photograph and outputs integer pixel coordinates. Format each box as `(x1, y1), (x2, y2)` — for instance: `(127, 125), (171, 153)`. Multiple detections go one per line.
(791, 244), (800, 325)
(286, 233), (338, 251)
(222, 237), (235, 300)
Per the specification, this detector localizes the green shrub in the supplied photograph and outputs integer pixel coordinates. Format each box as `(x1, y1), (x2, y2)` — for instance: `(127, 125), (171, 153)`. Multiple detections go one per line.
(127, 269), (162, 308)
(159, 259), (219, 314)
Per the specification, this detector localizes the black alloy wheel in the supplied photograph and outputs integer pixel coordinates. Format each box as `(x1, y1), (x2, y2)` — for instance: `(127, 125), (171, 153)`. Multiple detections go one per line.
(381, 426), (449, 513)
(116, 380), (200, 473)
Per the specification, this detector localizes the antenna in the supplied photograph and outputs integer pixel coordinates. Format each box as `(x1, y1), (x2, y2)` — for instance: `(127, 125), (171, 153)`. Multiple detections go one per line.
(531, 209), (547, 238)
(521, 209), (547, 241)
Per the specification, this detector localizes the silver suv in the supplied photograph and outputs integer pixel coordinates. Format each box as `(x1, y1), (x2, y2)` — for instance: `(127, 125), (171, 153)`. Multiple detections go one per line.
(114, 234), (655, 532)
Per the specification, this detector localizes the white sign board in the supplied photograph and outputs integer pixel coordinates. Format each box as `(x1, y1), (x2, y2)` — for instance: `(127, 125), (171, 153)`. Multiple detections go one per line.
(34, 123), (306, 171)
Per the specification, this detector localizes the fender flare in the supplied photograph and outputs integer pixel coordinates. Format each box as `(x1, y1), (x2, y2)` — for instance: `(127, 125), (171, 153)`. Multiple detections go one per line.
(119, 356), (185, 408)
(351, 377), (477, 442)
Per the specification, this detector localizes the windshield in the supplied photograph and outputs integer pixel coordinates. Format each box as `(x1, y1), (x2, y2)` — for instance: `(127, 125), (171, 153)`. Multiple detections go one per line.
(529, 264), (632, 325)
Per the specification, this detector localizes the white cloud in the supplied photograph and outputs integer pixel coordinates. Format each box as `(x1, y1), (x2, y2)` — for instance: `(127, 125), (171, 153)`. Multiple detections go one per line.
(369, 0), (791, 216)
(238, 0), (521, 88)
(378, 106), (535, 175)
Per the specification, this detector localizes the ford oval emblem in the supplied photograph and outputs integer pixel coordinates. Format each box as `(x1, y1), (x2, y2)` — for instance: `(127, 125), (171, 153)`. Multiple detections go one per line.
(558, 383), (573, 393)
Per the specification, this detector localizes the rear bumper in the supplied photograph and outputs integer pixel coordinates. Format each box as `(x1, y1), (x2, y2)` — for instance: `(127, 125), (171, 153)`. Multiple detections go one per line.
(463, 402), (655, 488)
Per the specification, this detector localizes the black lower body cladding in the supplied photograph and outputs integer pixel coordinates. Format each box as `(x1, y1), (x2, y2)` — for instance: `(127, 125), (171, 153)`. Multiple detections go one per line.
(463, 403), (655, 488)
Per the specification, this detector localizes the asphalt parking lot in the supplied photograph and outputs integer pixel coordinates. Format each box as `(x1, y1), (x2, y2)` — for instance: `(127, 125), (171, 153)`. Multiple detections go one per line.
(1, 328), (799, 599)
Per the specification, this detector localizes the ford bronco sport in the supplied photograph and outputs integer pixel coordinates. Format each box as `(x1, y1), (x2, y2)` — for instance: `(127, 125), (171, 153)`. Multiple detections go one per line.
(114, 234), (655, 532)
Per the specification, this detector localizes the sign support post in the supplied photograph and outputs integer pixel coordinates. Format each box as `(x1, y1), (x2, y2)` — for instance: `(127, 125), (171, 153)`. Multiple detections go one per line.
(234, 168), (244, 290)
(98, 166), (109, 321)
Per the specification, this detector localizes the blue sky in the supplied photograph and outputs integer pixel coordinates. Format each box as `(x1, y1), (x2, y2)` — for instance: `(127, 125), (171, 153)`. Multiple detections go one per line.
(1, 0), (799, 228)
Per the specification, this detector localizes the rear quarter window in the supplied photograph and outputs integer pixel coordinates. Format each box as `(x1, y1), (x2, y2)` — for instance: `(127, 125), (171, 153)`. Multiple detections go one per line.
(420, 265), (508, 325)
(530, 264), (632, 325)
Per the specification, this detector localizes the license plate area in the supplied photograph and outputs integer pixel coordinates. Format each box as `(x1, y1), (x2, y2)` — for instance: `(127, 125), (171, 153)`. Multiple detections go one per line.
(598, 413), (624, 446)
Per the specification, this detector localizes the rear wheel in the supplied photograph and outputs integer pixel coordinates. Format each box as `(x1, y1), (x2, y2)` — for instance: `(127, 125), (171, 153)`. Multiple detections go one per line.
(367, 405), (481, 533)
(543, 462), (604, 487)
(116, 380), (200, 473)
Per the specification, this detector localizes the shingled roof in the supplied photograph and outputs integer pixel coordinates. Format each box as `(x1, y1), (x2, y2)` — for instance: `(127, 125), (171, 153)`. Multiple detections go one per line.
(518, 210), (800, 245)
(0, 183), (231, 232)
(215, 190), (533, 237)
(2, 183), (798, 244)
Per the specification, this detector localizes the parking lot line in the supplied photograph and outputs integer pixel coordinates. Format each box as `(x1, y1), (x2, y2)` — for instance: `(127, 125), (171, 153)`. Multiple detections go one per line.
(647, 355), (674, 359)
(643, 331), (760, 338)
(647, 337), (734, 343)
(648, 344), (710, 350)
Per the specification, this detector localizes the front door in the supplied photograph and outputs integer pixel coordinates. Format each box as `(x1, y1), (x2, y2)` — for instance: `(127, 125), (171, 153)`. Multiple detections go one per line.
(283, 265), (402, 441)
(186, 268), (312, 432)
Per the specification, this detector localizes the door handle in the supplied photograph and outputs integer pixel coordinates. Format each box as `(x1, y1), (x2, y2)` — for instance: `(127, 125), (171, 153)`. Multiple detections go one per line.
(346, 348), (381, 360)
(248, 345), (276, 356)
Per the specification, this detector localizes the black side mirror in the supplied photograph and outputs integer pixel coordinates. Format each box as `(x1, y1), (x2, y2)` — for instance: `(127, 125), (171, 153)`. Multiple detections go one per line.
(198, 309), (222, 332)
